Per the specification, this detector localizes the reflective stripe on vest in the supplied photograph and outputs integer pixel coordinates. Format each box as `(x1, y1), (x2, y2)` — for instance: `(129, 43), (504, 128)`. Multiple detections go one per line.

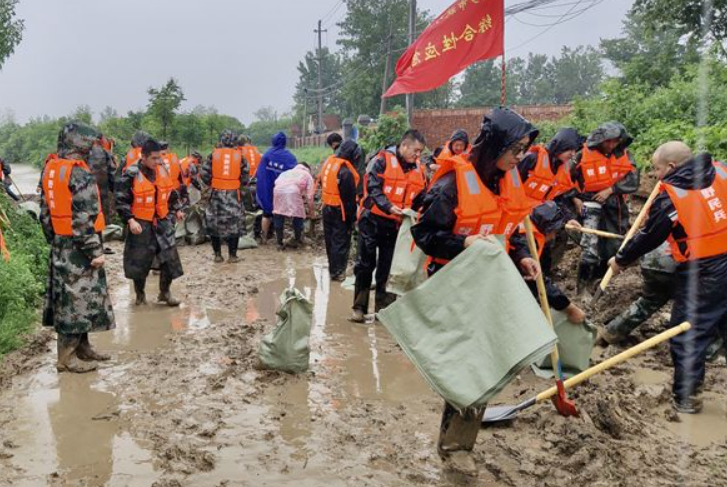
(211, 148), (242, 190)
(131, 165), (175, 222)
(240, 146), (262, 178)
(611, 151), (636, 183)
(42, 158), (106, 236)
(367, 151), (426, 221)
(523, 145), (556, 202)
(320, 156), (360, 221)
(663, 162), (727, 262)
(162, 153), (181, 190)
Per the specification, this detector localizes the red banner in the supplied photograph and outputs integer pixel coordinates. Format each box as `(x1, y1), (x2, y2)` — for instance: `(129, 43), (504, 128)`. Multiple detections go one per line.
(383, 0), (504, 98)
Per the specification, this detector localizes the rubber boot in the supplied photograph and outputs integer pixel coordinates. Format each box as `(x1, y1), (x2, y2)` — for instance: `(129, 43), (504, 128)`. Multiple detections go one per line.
(77, 333), (111, 362)
(134, 279), (147, 306)
(57, 336), (97, 374)
(158, 275), (181, 307)
(576, 263), (597, 297)
(227, 237), (241, 263)
(212, 237), (224, 263)
(374, 292), (396, 314)
(437, 402), (483, 475)
(350, 282), (370, 323)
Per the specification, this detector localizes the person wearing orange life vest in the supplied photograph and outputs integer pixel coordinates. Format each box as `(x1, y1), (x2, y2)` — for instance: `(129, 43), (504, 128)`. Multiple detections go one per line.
(411, 108), (542, 465)
(180, 151), (204, 191)
(609, 141), (727, 414)
(0, 155), (19, 201)
(117, 130), (151, 178)
(350, 130), (428, 322)
(201, 130), (250, 263)
(430, 129), (471, 173)
(236, 134), (263, 227)
(88, 134), (118, 255)
(319, 140), (360, 281)
(159, 141), (189, 207)
(115, 139), (185, 307)
(571, 123), (639, 295)
(39, 122), (115, 374)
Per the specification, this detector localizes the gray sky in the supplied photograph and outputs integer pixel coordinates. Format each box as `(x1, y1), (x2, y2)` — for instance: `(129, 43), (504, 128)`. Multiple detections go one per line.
(0, 0), (633, 125)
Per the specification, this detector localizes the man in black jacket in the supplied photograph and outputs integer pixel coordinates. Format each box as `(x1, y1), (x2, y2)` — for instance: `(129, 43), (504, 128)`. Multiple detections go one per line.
(609, 141), (727, 414)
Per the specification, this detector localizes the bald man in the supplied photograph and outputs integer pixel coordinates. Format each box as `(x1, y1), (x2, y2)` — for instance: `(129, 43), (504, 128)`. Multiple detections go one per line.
(609, 141), (727, 414)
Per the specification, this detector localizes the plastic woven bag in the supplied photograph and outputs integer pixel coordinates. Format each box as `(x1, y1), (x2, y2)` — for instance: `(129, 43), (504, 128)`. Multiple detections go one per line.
(378, 238), (557, 410)
(257, 288), (313, 373)
(387, 209), (428, 296)
(531, 310), (597, 379)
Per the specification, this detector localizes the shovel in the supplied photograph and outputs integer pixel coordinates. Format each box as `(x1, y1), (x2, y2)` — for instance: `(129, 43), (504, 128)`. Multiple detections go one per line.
(482, 321), (691, 424)
(565, 224), (624, 240)
(523, 216), (578, 418)
(592, 183), (662, 303)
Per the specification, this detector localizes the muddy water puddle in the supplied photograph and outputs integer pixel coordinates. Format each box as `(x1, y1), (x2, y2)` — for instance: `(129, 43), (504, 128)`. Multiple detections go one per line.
(633, 366), (727, 447)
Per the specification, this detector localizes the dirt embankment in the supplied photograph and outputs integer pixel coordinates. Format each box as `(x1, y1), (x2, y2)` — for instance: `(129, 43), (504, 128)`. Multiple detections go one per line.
(0, 231), (726, 486)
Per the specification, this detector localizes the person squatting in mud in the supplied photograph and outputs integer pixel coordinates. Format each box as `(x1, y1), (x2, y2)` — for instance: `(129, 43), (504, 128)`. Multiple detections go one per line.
(116, 138), (186, 307)
(609, 141), (727, 414)
(411, 107), (542, 466)
(201, 130), (250, 263)
(350, 129), (428, 322)
(40, 121), (116, 374)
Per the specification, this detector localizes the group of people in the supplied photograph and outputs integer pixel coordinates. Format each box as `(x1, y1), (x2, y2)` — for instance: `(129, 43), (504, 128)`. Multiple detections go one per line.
(31, 104), (727, 464)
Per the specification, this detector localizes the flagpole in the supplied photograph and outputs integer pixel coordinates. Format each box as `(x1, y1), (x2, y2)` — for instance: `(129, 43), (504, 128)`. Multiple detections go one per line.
(500, 17), (506, 106)
(406, 0), (416, 127)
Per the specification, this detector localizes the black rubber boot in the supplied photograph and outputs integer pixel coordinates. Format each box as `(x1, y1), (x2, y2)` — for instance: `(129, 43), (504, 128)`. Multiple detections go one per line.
(158, 275), (181, 307)
(133, 279), (147, 305)
(351, 282), (370, 323)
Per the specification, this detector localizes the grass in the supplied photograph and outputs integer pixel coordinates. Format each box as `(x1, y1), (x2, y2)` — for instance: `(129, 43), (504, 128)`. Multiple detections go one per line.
(291, 146), (333, 169)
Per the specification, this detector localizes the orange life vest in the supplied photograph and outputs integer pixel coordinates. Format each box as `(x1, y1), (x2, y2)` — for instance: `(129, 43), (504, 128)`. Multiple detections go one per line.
(550, 162), (577, 200)
(162, 153), (182, 190)
(365, 151), (426, 221)
(523, 145), (558, 202)
(211, 148), (243, 191)
(579, 146), (614, 193)
(124, 147), (142, 171)
(239, 145), (262, 178)
(41, 158), (106, 236)
(429, 156), (534, 264)
(320, 156), (360, 221)
(663, 162), (727, 263)
(611, 151), (636, 183)
(131, 165), (175, 222)
(100, 137), (114, 153)
(179, 157), (197, 187)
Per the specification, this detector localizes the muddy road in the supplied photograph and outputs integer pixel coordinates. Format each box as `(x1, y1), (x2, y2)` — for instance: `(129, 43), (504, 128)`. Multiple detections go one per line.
(1, 240), (726, 486)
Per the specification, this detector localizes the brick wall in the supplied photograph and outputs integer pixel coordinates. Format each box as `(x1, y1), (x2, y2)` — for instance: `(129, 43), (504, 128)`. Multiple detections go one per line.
(412, 104), (572, 148)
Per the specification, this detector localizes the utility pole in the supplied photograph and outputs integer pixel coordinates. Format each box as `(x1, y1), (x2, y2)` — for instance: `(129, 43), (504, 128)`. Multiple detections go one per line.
(303, 88), (308, 139)
(315, 20), (327, 134)
(380, 24), (393, 115)
(406, 0), (416, 127)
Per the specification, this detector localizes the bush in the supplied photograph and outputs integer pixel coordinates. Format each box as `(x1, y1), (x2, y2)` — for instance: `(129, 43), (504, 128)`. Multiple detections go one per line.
(0, 192), (48, 358)
(358, 110), (408, 156)
(291, 146), (333, 169)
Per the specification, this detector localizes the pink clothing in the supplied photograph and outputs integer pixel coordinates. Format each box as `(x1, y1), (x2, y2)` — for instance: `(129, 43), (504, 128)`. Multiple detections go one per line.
(273, 165), (315, 219)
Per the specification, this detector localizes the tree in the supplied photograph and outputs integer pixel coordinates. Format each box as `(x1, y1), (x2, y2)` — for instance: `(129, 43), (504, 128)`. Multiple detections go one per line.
(634, 0), (727, 55)
(293, 47), (344, 122)
(147, 78), (186, 139)
(550, 46), (604, 103)
(519, 54), (553, 105)
(253, 106), (279, 123)
(0, 0), (23, 69)
(173, 113), (205, 154)
(457, 60), (502, 107)
(71, 105), (93, 125)
(601, 9), (700, 89)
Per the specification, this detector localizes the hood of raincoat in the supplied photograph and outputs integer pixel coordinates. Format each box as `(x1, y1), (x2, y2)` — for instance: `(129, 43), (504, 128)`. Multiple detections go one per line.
(663, 153), (717, 191)
(470, 107), (539, 181)
(131, 130), (151, 149)
(272, 132), (287, 149)
(337, 140), (359, 163)
(586, 122), (622, 150)
(57, 121), (100, 158)
(448, 129), (470, 150)
(530, 201), (568, 236)
(546, 128), (582, 158)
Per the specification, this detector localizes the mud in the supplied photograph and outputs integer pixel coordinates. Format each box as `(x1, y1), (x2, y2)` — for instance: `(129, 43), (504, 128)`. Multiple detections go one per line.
(0, 234), (726, 486)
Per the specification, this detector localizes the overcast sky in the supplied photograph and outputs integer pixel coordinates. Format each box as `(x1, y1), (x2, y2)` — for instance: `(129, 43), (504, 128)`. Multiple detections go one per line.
(0, 0), (633, 125)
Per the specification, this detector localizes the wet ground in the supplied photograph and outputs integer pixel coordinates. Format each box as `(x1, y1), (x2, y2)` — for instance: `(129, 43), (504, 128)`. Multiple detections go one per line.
(1, 239), (726, 486)
(9, 164), (40, 196)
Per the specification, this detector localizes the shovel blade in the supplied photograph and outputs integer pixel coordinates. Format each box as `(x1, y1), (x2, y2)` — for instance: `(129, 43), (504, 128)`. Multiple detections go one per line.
(481, 405), (519, 424)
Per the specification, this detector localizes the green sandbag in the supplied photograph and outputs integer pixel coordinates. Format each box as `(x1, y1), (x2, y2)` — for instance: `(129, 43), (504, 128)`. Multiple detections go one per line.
(378, 238), (557, 410)
(257, 288), (313, 373)
(102, 224), (124, 241)
(387, 209), (428, 296)
(238, 235), (258, 250)
(184, 207), (208, 246)
(531, 310), (597, 379)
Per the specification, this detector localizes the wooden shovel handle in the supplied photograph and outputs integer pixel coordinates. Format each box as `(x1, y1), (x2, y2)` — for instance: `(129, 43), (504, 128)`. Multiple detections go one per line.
(597, 182), (662, 293)
(523, 216), (561, 372)
(535, 322), (691, 403)
(565, 224), (624, 240)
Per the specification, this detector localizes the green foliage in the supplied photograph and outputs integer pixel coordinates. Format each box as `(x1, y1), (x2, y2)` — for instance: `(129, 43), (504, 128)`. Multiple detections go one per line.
(0, 0), (23, 69)
(247, 109), (294, 148)
(458, 46), (604, 108)
(567, 60), (727, 166)
(147, 78), (186, 140)
(0, 192), (48, 358)
(293, 47), (344, 125)
(634, 0), (727, 52)
(291, 146), (333, 168)
(358, 110), (408, 155)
